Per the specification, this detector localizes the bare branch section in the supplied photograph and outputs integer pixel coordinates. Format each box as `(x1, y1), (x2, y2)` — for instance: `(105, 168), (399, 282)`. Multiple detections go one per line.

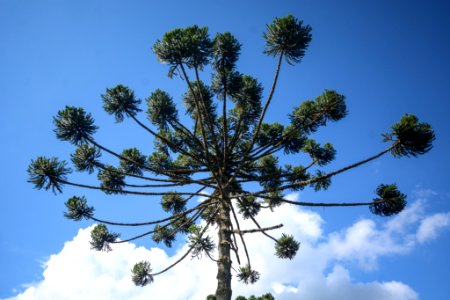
(151, 222), (212, 277)
(232, 224), (283, 235)
(59, 179), (212, 198)
(90, 195), (211, 227)
(113, 206), (205, 244)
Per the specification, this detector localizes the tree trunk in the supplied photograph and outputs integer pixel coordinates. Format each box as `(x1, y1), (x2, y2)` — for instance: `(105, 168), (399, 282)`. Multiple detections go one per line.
(215, 199), (233, 300)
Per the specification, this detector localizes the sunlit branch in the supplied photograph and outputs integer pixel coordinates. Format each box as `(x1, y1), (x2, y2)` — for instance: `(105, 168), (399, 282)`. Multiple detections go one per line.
(229, 201), (250, 267)
(232, 224), (283, 235)
(228, 220), (241, 265)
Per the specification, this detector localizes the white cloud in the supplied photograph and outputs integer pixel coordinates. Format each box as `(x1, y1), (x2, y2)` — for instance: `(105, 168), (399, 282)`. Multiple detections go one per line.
(5, 193), (449, 300)
(416, 212), (450, 243)
(293, 265), (418, 300)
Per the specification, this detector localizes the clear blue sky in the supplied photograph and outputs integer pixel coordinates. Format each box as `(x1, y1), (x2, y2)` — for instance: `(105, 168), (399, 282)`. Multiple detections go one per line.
(1, 1), (449, 299)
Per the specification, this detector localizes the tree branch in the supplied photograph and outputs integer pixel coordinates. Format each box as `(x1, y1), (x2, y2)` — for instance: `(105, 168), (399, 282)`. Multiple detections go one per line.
(86, 137), (216, 188)
(59, 179), (213, 198)
(225, 53), (284, 189)
(232, 224), (283, 235)
(151, 223), (211, 276)
(90, 194), (211, 226)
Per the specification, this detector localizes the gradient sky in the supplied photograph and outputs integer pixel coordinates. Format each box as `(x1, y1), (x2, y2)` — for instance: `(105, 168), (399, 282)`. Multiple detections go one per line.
(1, 1), (450, 299)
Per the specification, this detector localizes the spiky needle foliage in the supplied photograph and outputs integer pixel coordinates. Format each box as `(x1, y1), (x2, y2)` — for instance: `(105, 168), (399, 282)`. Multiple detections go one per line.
(28, 15), (434, 300)
(237, 264), (260, 284)
(131, 261), (154, 287)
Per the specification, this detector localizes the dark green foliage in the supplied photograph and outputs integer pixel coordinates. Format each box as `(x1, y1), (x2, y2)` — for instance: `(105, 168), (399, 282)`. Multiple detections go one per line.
(188, 225), (215, 259)
(302, 140), (336, 166)
(264, 15), (312, 64)
(275, 234), (300, 260)
(156, 129), (184, 154)
(387, 114), (435, 157)
(152, 225), (175, 248)
(246, 294), (275, 300)
(264, 191), (284, 210)
(153, 26), (212, 77)
(237, 264), (260, 284)
(71, 144), (101, 174)
(183, 80), (217, 120)
(212, 71), (242, 101)
(90, 224), (120, 252)
(230, 75), (263, 125)
(27, 156), (71, 194)
(290, 90), (347, 135)
(257, 155), (282, 190)
(148, 152), (173, 172)
(212, 32), (241, 74)
(102, 85), (142, 122)
(370, 184), (407, 216)
(146, 89), (178, 130)
(285, 165), (309, 190)
(120, 148), (147, 176)
(281, 125), (306, 154)
(310, 170), (331, 191)
(258, 294), (275, 300)
(53, 106), (98, 145)
(97, 166), (125, 194)
(161, 193), (187, 214)
(316, 89), (347, 122)
(256, 123), (283, 146)
(200, 203), (219, 226)
(237, 195), (261, 219)
(131, 261), (154, 286)
(206, 295), (217, 300)
(64, 196), (94, 221)
(171, 215), (193, 233)
(173, 153), (202, 171)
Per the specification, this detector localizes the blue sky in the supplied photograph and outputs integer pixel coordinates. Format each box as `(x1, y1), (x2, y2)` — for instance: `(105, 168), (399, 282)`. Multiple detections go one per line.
(1, 0), (450, 299)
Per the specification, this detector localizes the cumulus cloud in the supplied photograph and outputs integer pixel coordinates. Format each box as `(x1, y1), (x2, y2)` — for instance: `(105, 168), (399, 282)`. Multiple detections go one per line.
(416, 212), (450, 243)
(5, 193), (450, 300)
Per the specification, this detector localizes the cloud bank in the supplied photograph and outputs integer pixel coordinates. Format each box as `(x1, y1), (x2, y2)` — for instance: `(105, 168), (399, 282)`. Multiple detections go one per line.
(6, 194), (450, 300)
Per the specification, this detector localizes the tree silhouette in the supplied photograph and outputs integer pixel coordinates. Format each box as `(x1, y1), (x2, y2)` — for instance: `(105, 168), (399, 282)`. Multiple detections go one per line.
(28, 15), (435, 300)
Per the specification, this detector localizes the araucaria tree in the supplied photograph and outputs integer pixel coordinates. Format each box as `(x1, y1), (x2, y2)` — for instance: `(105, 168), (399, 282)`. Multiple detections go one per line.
(28, 16), (434, 300)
